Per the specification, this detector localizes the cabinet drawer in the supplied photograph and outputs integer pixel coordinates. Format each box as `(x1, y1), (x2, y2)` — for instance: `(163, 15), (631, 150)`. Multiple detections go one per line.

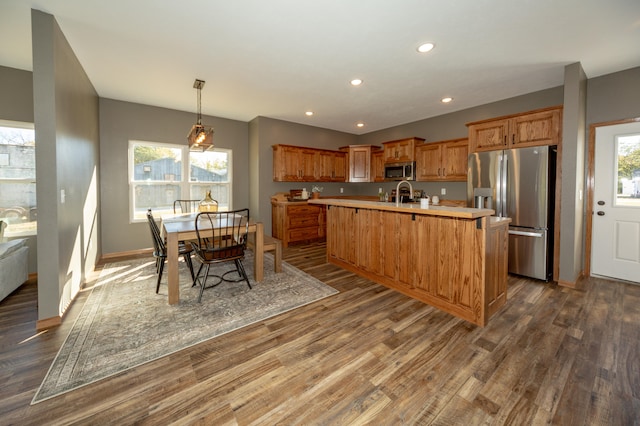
(288, 215), (320, 228)
(289, 227), (321, 241)
(287, 205), (321, 215)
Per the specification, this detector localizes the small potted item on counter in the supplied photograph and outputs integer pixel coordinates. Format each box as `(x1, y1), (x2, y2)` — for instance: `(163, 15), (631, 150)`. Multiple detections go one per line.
(311, 185), (323, 199)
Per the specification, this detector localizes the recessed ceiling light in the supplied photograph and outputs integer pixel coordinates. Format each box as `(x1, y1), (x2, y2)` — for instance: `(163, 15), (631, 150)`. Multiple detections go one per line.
(305, 111), (314, 116)
(350, 79), (363, 86)
(417, 42), (435, 53)
(441, 97), (453, 103)
(356, 122), (365, 128)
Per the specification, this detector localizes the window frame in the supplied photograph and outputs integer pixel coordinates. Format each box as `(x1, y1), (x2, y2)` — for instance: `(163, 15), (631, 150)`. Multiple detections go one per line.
(128, 140), (232, 223)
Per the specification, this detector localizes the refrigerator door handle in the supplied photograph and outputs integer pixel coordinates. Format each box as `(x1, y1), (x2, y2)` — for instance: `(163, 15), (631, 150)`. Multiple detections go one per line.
(499, 153), (508, 217)
(508, 230), (544, 238)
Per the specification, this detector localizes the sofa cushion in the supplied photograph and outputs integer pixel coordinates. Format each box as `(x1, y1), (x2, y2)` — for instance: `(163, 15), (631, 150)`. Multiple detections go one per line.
(0, 239), (27, 258)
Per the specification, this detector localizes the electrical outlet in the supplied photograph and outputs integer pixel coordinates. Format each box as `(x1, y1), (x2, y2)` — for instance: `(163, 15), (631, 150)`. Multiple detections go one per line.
(441, 188), (446, 195)
(340, 188), (344, 193)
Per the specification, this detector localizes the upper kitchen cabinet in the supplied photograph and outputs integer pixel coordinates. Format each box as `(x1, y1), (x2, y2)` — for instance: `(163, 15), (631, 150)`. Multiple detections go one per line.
(383, 137), (425, 163)
(273, 144), (347, 182)
(371, 149), (385, 182)
(318, 150), (347, 182)
(416, 138), (468, 182)
(341, 145), (381, 182)
(272, 144), (317, 181)
(467, 106), (562, 152)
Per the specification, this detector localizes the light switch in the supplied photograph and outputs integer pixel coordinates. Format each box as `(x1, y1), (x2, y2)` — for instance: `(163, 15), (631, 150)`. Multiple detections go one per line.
(61, 189), (66, 204)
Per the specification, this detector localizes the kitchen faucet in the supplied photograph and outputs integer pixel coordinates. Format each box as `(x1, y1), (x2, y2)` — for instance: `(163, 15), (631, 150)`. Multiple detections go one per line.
(395, 180), (413, 206)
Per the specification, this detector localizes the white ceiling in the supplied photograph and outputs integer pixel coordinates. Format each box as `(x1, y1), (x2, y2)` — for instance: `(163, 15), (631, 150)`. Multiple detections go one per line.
(1, 0), (640, 134)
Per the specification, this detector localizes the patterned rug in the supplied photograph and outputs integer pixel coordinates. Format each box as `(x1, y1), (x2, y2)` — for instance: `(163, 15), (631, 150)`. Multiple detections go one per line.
(32, 252), (338, 404)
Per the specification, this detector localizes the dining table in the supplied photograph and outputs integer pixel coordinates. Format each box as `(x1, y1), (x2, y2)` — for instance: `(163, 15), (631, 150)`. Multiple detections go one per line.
(161, 212), (265, 305)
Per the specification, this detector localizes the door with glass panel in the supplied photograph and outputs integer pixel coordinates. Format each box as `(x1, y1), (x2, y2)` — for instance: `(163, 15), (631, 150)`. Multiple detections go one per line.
(591, 121), (640, 283)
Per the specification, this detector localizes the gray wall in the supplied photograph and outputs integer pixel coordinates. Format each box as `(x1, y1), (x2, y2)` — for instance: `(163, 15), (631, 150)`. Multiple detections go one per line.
(32, 10), (101, 321)
(0, 66), (33, 123)
(99, 98), (248, 254)
(0, 66), (37, 273)
(586, 67), (640, 125)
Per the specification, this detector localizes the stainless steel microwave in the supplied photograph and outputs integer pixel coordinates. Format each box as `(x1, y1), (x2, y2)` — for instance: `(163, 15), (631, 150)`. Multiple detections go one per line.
(384, 161), (415, 181)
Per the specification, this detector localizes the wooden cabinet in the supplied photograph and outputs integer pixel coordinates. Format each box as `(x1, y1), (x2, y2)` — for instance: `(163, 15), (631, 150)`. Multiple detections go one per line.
(415, 138), (468, 182)
(325, 203), (510, 326)
(371, 150), (385, 182)
(273, 144), (317, 181)
(382, 137), (424, 163)
(318, 150), (347, 182)
(271, 198), (325, 247)
(272, 144), (346, 182)
(467, 106), (562, 152)
(341, 145), (381, 182)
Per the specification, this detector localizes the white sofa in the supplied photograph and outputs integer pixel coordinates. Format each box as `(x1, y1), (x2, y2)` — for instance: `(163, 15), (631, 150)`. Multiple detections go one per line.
(0, 238), (29, 302)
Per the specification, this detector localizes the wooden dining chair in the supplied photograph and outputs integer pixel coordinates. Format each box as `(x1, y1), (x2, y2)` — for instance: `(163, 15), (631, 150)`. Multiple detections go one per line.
(192, 209), (251, 302)
(146, 209), (195, 293)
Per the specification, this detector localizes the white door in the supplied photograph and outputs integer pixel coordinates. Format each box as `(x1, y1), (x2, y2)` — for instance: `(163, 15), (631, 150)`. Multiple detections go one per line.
(592, 121), (640, 283)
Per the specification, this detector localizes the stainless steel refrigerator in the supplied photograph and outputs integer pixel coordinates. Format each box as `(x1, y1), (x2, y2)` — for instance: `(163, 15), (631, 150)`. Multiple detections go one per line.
(467, 146), (556, 281)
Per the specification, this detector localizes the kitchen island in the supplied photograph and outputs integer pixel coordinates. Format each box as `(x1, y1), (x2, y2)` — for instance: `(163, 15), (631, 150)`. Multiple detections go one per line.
(308, 198), (510, 326)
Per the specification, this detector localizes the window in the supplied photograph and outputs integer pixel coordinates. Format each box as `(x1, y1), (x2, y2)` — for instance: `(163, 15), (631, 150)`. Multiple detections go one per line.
(129, 141), (232, 222)
(616, 133), (640, 207)
(0, 121), (36, 238)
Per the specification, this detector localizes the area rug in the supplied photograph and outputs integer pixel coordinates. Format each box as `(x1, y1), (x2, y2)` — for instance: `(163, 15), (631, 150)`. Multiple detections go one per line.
(32, 252), (338, 404)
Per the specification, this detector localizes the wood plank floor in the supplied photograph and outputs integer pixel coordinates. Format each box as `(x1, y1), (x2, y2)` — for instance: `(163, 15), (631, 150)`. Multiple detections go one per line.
(1, 242), (639, 425)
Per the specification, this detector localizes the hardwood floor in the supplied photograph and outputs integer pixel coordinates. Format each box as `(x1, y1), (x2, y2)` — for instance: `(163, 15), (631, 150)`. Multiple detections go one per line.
(1, 242), (639, 425)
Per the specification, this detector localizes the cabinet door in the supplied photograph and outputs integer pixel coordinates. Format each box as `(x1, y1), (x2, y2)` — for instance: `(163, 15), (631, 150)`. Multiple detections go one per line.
(395, 138), (415, 162)
(371, 150), (385, 182)
(415, 143), (442, 181)
(332, 152), (347, 181)
(299, 148), (317, 181)
(356, 209), (384, 275)
(441, 139), (468, 181)
(318, 151), (347, 182)
(328, 206), (357, 264)
(468, 119), (509, 152)
(348, 146), (372, 182)
(317, 151), (335, 181)
(383, 141), (400, 163)
(277, 145), (303, 181)
(510, 108), (561, 148)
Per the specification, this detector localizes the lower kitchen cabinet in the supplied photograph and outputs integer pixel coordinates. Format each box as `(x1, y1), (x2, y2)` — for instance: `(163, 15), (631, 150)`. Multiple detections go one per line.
(271, 197), (326, 247)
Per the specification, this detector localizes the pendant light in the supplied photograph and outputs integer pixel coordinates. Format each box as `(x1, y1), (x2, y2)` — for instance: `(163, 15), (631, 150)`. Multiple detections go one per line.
(187, 79), (214, 151)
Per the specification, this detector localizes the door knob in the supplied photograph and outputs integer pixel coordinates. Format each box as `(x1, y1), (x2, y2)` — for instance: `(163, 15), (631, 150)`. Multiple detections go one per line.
(597, 211), (605, 216)
(597, 200), (605, 206)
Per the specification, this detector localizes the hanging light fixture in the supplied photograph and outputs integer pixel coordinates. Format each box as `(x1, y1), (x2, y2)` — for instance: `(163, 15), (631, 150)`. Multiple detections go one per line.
(187, 79), (214, 151)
